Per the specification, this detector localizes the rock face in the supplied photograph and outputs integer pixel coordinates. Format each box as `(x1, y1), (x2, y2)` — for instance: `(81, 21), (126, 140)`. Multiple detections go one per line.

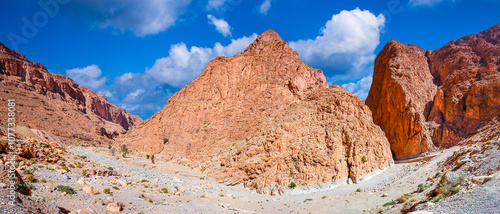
(117, 30), (393, 191)
(367, 24), (500, 159)
(366, 40), (437, 159)
(0, 42), (142, 144)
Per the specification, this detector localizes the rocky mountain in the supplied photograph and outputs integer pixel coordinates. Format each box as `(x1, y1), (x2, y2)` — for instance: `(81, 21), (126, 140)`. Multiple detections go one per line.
(366, 24), (500, 159)
(116, 30), (393, 192)
(0, 42), (142, 144)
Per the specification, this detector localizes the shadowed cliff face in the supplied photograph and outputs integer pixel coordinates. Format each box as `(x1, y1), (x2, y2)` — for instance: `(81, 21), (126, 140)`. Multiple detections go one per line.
(116, 29), (393, 192)
(0, 42), (142, 144)
(367, 24), (500, 160)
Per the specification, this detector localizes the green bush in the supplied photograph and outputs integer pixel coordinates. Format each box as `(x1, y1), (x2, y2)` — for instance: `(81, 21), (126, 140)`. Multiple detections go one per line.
(120, 145), (128, 158)
(141, 179), (149, 183)
(160, 188), (168, 193)
(362, 155), (367, 163)
(151, 155), (155, 164)
(113, 186), (120, 190)
(103, 188), (111, 194)
(289, 182), (297, 188)
(57, 185), (76, 195)
(356, 188), (362, 192)
(108, 167), (114, 171)
(163, 138), (169, 144)
(416, 183), (429, 193)
(68, 164), (75, 168)
(383, 200), (396, 206)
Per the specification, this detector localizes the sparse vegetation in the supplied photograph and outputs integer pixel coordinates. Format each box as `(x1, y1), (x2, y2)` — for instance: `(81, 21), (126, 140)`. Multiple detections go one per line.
(113, 186), (120, 190)
(383, 200), (396, 206)
(61, 166), (69, 172)
(398, 194), (411, 203)
(103, 188), (111, 194)
(362, 155), (367, 163)
(427, 174), (465, 203)
(151, 154), (155, 164)
(68, 163), (75, 168)
(25, 174), (36, 182)
(57, 185), (76, 195)
(120, 145), (128, 157)
(161, 188), (168, 193)
(82, 170), (87, 176)
(416, 183), (429, 193)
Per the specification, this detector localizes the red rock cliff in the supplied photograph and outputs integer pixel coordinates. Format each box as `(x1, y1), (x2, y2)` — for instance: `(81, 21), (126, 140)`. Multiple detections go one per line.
(0, 42), (142, 144)
(367, 24), (500, 159)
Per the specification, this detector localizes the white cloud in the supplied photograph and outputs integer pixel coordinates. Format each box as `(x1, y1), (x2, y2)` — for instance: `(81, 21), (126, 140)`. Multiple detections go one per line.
(64, 0), (191, 36)
(341, 75), (373, 100)
(408, 0), (445, 7)
(65, 64), (107, 91)
(125, 89), (145, 102)
(144, 33), (258, 87)
(259, 0), (272, 14)
(206, 0), (228, 10)
(207, 15), (232, 37)
(289, 8), (385, 82)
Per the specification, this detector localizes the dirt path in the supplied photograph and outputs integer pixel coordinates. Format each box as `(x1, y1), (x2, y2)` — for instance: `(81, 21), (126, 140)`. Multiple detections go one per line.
(67, 146), (459, 214)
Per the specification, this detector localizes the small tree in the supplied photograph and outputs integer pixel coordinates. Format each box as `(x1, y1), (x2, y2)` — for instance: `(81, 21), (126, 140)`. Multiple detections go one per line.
(163, 138), (169, 144)
(146, 155), (150, 159)
(120, 144), (128, 158)
(151, 155), (155, 164)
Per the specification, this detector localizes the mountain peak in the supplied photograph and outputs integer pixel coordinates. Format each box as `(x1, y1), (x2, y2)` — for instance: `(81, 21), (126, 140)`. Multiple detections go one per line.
(243, 29), (291, 55)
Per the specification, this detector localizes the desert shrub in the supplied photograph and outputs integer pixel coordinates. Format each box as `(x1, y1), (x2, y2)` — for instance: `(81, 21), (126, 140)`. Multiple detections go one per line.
(163, 138), (169, 144)
(23, 169), (33, 175)
(82, 170), (87, 176)
(108, 145), (112, 149)
(161, 188), (168, 193)
(10, 177), (33, 195)
(356, 188), (362, 192)
(289, 182), (296, 188)
(148, 199), (153, 203)
(113, 186), (120, 190)
(416, 183), (429, 193)
(383, 200), (396, 206)
(398, 194), (411, 203)
(322, 196), (327, 199)
(25, 174), (36, 182)
(120, 145), (128, 158)
(141, 179), (149, 183)
(29, 159), (36, 164)
(151, 155), (155, 164)
(75, 162), (82, 168)
(57, 185), (76, 195)
(103, 188), (111, 194)
(61, 166), (69, 172)
(40, 179), (47, 183)
(108, 167), (114, 171)
(362, 155), (367, 163)
(146, 155), (150, 159)
(68, 164), (75, 168)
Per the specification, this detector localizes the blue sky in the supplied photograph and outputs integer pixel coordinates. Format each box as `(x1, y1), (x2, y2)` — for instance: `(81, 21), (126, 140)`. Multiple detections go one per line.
(1, 0), (499, 119)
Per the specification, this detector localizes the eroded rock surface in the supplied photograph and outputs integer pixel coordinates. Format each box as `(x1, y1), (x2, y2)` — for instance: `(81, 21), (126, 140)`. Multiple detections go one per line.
(367, 24), (500, 159)
(0, 43), (142, 144)
(117, 30), (393, 191)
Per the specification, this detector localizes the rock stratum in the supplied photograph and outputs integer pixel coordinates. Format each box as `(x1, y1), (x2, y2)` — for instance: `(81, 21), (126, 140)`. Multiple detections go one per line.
(0, 42), (142, 144)
(367, 24), (500, 159)
(117, 30), (393, 192)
